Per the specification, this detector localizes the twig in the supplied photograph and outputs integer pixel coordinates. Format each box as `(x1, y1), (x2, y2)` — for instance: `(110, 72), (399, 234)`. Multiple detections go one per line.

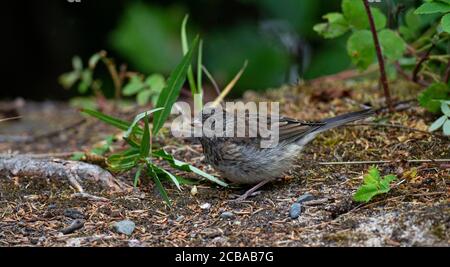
(394, 62), (429, 87)
(318, 159), (450, 166)
(72, 192), (110, 202)
(363, 0), (392, 111)
(412, 43), (435, 82)
(0, 116), (22, 122)
(371, 99), (416, 114)
(444, 59), (450, 83)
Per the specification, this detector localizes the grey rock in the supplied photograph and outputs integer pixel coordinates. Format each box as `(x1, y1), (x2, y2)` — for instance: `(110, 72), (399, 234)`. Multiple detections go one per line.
(113, 220), (136, 235)
(290, 203), (302, 219)
(296, 193), (314, 204)
(220, 211), (235, 220)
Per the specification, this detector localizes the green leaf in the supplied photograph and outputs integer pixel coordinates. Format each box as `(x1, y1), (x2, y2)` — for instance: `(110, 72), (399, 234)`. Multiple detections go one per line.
(405, 8), (422, 31)
(364, 166), (380, 184)
(59, 71), (80, 89)
(441, 13), (450, 33)
(380, 174), (397, 192)
(123, 108), (163, 139)
(81, 109), (132, 131)
(342, 0), (386, 30)
(150, 163), (181, 191)
(147, 163), (171, 205)
(418, 83), (450, 113)
(123, 75), (145, 96)
(181, 14), (197, 95)
(313, 12), (350, 39)
(347, 30), (375, 70)
(353, 166), (397, 203)
(71, 152), (85, 161)
(415, 2), (450, 14)
(378, 29), (407, 61)
(78, 69), (93, 93)
(137, 89), (152, 106)
(145, 74), (166, 92)
(88, 52), (103, 69)
(107, 148), (140, 172)
(353, 184), (380, 203)
(152, 36), (199, 135)
(443, 119), (450, 136)
(152, 149), (228, 187)
(140, 113), (151, 159)
(72, 56), (83, 71)
(133, 164), (143, 187)
(429, 115), (447, 132)
(441, 102), (450, 116)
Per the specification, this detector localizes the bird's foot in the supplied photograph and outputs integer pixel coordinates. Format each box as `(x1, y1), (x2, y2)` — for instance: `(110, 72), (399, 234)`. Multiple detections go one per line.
(230, 180), (270, 202)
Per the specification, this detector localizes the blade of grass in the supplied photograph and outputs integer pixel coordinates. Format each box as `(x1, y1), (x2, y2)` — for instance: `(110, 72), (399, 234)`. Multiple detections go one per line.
(202, 65), (221, 96)
(140, 113), (151, 158)
(212, 60), (248, 107)
(124, 108), (163, 139)
(153, 149), (228, 187)
(181, 14), (197, 95)
(197, 39), (203, 95)
(81, 108), (131, 131)
(152, 164), (181, 191)
(147, 163), (171, 205)
(153, 36), (200, 135)
(133, 164), (143, 187)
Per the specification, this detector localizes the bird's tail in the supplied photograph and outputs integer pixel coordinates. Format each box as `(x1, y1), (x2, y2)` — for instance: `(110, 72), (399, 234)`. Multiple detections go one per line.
(316, 109), (374, 133)
(298, 109), (374, 146)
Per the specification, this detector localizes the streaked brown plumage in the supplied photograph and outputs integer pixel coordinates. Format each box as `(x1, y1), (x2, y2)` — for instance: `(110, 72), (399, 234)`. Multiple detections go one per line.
(197, 109), (374, 200)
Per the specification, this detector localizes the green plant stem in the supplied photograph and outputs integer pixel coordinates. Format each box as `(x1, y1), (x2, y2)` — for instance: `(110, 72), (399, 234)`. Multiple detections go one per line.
(363, 0), (392, 111)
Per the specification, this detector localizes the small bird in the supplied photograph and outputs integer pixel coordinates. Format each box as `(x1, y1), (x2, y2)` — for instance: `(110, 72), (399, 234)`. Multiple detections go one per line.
(196, 108), (374, 201)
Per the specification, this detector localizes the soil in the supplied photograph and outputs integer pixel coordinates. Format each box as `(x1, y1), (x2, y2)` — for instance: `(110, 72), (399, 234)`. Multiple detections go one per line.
(0, 79), (449, 247)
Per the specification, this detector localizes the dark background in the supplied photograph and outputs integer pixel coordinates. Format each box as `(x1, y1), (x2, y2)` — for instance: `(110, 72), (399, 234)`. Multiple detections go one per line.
(2, 0), (410, 100)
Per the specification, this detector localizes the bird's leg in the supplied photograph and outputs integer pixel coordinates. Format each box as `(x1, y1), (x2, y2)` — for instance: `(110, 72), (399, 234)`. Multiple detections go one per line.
(233, 180), (270, 202)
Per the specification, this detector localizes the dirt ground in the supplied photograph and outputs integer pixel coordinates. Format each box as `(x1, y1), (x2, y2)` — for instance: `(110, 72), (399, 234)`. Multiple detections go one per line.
(0, 79), (449, 247)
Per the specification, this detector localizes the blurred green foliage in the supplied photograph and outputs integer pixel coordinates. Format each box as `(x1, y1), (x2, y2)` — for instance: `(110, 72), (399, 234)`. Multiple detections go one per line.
(107, 0), (347, 94)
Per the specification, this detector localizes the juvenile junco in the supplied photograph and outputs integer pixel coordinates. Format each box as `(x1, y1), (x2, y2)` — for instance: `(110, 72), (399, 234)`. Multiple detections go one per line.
(196, 108), (374, 201)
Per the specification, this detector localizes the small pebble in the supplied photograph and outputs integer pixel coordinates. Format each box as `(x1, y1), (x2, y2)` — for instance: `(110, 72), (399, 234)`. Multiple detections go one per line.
(220, 212), (235, 220)
(296, 193), (315, 204)
(200, 203), (211, 210)
(113, 220), (136, 236)
(190, 186), (198, 196)
(290, 203), (302, 219)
